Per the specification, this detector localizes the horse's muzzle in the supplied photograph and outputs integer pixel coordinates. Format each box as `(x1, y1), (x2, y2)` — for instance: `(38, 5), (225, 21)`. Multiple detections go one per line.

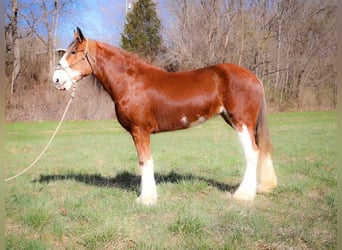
(52, 70), (73, 90)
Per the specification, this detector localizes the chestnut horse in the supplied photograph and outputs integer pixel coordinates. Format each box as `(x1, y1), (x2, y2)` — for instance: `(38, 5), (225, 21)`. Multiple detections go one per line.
(52, 27), (277, 205)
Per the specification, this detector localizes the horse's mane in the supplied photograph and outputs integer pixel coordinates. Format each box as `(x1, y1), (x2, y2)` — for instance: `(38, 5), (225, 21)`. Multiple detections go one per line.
(96, 41), (165, 73)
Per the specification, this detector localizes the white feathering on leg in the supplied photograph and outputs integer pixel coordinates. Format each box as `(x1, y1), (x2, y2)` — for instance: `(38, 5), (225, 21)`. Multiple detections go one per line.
(137, 158), (157, 205)
(233, 125), (259, 201)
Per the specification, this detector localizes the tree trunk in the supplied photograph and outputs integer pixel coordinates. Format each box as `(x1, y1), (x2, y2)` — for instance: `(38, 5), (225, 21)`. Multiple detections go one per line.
(11, 0), (20, 95)
(52, 0), (59, 72)
(237, 0), (244, 66)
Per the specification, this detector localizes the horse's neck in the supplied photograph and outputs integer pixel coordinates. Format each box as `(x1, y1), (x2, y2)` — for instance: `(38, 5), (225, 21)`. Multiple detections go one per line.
(91, 41), (155, 101)
(91, 42), (130, 98)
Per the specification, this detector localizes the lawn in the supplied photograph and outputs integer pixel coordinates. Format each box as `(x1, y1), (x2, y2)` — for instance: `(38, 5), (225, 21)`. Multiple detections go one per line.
(5, 111), (336, 249)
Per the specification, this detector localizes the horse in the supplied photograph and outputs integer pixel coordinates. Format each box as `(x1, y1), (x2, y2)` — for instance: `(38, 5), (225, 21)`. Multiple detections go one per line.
(52, 27), (277, 205)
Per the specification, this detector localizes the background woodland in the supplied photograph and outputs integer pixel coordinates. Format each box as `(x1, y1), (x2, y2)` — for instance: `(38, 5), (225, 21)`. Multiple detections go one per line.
(5, 0), (337, 121)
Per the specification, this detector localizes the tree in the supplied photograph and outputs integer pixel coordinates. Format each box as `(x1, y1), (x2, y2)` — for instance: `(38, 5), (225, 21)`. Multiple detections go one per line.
(164, 0), (235, 69)
(165, 0), (336, 109)
(21, 0), (65, 75)
(121, 0), (162, 61)
(7, 0), (20, 95)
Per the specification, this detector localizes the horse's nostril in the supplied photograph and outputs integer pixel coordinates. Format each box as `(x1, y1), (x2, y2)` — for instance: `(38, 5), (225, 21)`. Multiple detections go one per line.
(55, 78), (59, 83)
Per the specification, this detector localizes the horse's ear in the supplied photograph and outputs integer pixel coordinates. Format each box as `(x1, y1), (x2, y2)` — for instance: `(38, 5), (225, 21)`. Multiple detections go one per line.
(74, 27), (85, 42)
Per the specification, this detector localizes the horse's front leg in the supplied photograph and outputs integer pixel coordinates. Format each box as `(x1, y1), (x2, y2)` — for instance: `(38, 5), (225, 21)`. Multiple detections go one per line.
(131, 127), (157, 205)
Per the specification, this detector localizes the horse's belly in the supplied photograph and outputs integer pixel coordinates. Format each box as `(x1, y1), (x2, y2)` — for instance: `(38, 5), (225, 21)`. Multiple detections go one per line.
(152, 104), (223, 133)
(153, 116), (207, 133)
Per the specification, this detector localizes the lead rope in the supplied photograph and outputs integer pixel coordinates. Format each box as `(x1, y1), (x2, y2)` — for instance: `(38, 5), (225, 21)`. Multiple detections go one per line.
(5, 83), (78, 182)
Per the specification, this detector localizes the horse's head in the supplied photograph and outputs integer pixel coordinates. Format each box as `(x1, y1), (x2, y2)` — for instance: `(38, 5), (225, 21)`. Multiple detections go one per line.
(52, 27), (93, 90)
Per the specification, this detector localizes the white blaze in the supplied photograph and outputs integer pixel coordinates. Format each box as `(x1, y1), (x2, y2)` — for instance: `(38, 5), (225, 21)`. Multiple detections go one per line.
(52, 54), (81, 90)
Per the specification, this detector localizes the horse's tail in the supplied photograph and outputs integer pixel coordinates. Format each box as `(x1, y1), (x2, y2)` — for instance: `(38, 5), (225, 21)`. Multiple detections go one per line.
(255, 94), (272, 156)
(255, 92), (278, 193)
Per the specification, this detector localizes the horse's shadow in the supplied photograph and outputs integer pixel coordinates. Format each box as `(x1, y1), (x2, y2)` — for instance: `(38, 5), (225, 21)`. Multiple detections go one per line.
(33, 170), (238, 193)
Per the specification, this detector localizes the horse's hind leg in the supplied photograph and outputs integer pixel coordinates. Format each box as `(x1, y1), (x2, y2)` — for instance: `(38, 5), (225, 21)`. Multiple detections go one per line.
(257, 152), (277, 193)
(233, 124), (259, 201)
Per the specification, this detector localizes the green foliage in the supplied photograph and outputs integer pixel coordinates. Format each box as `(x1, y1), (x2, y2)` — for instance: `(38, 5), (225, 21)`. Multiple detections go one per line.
(121, 0), (162, 59)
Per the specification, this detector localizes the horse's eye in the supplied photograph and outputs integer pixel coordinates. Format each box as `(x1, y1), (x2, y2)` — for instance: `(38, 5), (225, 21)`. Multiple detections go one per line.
(71, 51), (76, 55)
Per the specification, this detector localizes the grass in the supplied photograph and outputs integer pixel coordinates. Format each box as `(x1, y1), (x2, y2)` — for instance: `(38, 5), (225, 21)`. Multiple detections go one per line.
(5, 111), (336, 249)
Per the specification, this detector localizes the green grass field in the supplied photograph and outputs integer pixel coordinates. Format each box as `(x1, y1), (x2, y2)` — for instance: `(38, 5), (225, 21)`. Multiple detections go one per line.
(5, 111), (336, 249)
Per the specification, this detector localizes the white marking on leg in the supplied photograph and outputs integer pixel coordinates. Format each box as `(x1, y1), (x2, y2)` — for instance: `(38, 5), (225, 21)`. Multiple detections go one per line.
(258, 153), (277, 193)
(137, 158), (157, 205)
(218, 106), (226, 114)
(233, 124), (259, 201)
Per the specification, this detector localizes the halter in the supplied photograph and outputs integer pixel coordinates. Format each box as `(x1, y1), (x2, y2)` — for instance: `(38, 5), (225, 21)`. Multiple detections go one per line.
(55, 39), (94, 83)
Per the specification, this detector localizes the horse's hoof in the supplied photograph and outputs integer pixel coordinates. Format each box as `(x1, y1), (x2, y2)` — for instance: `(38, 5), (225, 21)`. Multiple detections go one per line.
(136, 195), (157, 206)
(233, 189), (255, 201)
(257, 183), (277, 194)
